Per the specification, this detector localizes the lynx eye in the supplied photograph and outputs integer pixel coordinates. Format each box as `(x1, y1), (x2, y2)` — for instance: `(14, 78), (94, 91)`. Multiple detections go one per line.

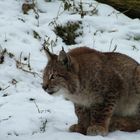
(49, 74), (57, 80)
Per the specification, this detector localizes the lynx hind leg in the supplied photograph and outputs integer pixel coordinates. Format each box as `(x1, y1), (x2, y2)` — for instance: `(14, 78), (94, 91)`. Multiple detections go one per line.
(109, 115), (140, 132)
(69, 104), (90, 135)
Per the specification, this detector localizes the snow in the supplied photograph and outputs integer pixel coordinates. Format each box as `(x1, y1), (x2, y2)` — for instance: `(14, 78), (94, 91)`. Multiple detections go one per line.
(0, 0), (140, 140)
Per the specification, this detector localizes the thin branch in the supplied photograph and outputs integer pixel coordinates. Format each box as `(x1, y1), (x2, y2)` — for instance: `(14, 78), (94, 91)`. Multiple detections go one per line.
(0, 116), (12, 123)
(112, 44), (117, 52)
(28, 53), (31, 71)
(32, 0), (40, 27)
(33, 100), (41, 113)
(2, 85), (10, 91)
(15, 52), (42, 78)
(109, 38), (113, 51)
(40, 119), (48, 132)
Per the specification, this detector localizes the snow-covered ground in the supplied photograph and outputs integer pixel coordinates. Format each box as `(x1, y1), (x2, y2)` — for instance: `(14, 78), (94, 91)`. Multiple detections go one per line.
(0, 0), (140, 140)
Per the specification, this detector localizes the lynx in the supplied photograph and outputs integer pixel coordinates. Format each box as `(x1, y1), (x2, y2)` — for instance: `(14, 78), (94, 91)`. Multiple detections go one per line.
(42, 47), (140, 136)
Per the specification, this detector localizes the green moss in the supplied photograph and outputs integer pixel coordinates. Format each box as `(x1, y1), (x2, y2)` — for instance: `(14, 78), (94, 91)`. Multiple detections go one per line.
(54, 21), (82, 45)
(134, 35), (140, 41)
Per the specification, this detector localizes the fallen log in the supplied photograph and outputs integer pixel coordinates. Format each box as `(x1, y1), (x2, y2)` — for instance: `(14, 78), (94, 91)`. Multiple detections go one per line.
(96, 0), (140, 19)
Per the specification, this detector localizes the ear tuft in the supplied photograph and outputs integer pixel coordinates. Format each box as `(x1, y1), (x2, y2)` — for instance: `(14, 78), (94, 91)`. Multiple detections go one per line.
(58, 48), (71, 67)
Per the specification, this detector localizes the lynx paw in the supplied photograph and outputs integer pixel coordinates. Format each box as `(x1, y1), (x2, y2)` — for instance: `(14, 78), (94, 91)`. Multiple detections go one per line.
(69, 124), (86, 135)
(87, 125), (108, 136)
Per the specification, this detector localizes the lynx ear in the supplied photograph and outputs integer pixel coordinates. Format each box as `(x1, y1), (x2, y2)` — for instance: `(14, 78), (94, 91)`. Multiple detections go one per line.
(58, 47), (71, 68)
(44, 47), (53, 61)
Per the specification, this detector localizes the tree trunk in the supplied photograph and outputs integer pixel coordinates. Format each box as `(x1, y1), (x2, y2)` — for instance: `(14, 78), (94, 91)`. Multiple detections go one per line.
(96, 0), (140, 19)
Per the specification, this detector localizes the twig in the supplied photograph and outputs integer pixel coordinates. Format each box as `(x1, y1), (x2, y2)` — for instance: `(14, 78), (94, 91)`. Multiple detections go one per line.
(0, 47), (7, 64)
(49, 2), (64, 27)
(112, 44), (117, 52)
(2, 85), (10, 91)
(42, 36), (56, 53)
(0, 116), (11, 123)
(16, 52), (41, 78)
(40, 119), (48, 132)
(33, 100), (41, 113)
(19, 68), (35, 76)
(28, 53), (31, 71)
(79, 0), (85, 18)
(32, 0), (40, 27)
(109, 38), (113, 51)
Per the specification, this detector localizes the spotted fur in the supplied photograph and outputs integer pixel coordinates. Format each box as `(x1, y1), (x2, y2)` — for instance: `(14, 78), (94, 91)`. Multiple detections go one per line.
(42, 47), (140, 136)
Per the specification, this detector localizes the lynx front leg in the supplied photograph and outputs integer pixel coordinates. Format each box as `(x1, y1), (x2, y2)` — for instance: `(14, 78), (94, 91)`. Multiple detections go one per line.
(87, 94), (117, 136)
(69, 104), (90, 135)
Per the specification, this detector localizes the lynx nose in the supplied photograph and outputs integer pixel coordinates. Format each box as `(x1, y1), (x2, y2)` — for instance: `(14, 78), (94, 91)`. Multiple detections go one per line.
(42, 85), (48, 91)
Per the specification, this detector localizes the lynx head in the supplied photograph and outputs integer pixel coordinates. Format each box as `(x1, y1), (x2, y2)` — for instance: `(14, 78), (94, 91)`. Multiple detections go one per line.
(42, 47), (79, 95)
